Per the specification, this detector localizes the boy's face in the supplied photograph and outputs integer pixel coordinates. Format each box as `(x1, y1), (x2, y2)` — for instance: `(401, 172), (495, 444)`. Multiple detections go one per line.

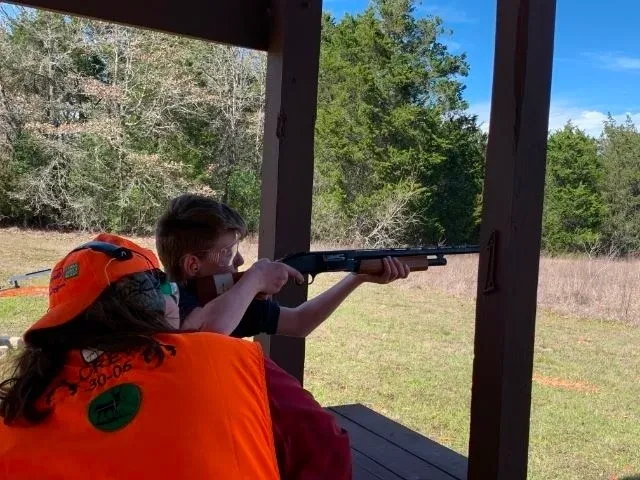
(164, 295), (181, 329)
(184, 230), (245, 278)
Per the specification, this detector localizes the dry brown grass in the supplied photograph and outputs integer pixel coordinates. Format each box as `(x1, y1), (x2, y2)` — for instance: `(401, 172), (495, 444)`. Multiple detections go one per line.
(0, 227), (156, 287)
(538, 255), (640, 325)
(242, 237), (640, 325)
(404, 254), (640, 325)
(2, 229), (639, 325)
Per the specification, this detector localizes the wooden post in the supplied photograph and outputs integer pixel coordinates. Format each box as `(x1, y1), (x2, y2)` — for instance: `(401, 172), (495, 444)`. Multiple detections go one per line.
(467, 0), (557, 479)
(256, 0), (323, 384)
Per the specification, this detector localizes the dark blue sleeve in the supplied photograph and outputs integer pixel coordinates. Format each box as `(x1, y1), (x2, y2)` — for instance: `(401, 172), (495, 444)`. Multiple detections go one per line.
(177, 283), (199, 323)
(178, 282), (280, 337)
(231, 299), (281, 338)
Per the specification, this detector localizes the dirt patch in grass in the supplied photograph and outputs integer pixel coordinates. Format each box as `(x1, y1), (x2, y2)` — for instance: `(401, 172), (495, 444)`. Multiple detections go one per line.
(533, 373), (599, 393)
(0, 286), (49, 298)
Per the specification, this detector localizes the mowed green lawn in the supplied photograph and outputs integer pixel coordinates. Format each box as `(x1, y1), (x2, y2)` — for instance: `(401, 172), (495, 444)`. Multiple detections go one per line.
(1, 229), (639, 479)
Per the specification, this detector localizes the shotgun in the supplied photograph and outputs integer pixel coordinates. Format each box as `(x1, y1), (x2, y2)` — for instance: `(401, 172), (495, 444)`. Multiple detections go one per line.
(7, 268), (52, 288)
(194, 245), (480, 305)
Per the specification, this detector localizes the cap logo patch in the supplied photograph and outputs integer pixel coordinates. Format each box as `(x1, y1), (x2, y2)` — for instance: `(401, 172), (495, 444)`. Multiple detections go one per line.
(64, 263), (79, 279)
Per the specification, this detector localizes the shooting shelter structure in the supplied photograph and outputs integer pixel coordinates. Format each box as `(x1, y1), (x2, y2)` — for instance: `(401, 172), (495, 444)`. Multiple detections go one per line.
(5, 1), (557, 479)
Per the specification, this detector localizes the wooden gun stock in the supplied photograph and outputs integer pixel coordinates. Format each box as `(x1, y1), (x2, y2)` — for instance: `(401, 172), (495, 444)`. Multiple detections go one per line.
(357, 255), (437, 275)
(194, 272), (244, 307)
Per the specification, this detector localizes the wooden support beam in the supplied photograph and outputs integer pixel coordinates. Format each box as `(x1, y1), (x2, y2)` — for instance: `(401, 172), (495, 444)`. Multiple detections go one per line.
(255, 0), (323, 384)
(467, 0), (557, 479)
(5, 0), (269, 50)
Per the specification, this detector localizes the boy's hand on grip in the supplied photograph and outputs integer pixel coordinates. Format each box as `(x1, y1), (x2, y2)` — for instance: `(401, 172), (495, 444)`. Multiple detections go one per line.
(246, 259), (305, 295)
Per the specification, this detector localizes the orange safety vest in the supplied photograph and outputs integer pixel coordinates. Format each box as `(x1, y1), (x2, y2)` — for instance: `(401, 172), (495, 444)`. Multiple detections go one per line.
(0, 332), (280, 480)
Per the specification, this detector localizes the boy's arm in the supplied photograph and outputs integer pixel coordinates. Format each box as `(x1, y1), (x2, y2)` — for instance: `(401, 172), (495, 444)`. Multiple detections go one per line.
(276, 275), (362, 337)
(182, 273), (265, 333)
(276, 257), (410, 337)
(184, 259), (304, 334)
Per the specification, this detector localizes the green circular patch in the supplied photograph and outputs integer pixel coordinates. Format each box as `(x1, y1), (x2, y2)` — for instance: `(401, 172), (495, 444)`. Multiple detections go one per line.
(88, 383), (141, 432)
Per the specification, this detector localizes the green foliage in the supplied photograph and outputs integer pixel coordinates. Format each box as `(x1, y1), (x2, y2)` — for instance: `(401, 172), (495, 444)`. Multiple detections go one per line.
(0, 9), (265, 234)
(542, 123), (605, 254)
(3, 5), (640, 257)
(1, 3), (487, 244)
(226, 167), (261, 233)
(599, 116), (640, 254)
(540, 117), (640, 257)
(314, 0), (485, 246)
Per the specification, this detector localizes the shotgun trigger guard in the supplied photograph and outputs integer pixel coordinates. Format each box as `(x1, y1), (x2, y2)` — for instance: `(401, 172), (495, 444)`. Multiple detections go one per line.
(295, 274), (315, 286)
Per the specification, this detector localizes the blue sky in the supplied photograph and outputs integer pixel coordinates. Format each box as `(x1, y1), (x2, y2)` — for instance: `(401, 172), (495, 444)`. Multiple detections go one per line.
(324, 0), (640, 136)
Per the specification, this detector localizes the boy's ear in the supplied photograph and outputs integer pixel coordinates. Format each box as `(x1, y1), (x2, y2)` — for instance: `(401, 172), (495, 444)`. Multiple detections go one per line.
(182, 254), (201, 278)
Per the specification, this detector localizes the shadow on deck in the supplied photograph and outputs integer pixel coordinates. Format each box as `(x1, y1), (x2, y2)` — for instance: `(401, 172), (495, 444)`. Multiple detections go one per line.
(328, 404), (468, 480)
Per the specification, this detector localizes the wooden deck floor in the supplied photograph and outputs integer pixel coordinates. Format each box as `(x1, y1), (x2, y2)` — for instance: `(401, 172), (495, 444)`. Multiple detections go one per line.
(328, 404), (468, 480)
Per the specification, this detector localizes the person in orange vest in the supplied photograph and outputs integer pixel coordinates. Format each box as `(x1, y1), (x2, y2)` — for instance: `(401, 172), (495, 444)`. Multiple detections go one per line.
(0, 234), (352, 479)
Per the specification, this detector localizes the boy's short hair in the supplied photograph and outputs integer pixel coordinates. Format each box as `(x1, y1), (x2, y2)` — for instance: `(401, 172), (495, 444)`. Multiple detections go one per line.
(156, 194), (248, 283)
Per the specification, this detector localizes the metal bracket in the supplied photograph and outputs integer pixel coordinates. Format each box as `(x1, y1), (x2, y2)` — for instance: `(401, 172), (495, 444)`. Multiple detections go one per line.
(483, 230), (498, 294)
(276, 109), (287, 139)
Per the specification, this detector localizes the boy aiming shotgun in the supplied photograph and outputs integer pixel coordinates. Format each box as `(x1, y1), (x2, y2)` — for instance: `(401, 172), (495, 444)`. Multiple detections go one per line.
(155, 193), (413, 337)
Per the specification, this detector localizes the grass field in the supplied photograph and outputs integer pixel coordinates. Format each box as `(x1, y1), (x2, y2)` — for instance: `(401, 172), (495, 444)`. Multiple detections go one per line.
(0, 228), (639, 479)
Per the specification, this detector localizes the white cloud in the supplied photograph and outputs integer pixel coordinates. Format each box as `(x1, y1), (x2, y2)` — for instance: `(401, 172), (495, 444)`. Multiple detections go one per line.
(468, 101), (640, 138)
(468, 101), (492, 132)
(419, 4), (477, 24)
(443, 39), (462, 52)
(588, 53), (640, 72)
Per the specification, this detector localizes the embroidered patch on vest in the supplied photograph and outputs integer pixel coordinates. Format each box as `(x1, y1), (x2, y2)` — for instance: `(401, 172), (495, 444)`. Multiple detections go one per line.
(88, 383), (141, 432)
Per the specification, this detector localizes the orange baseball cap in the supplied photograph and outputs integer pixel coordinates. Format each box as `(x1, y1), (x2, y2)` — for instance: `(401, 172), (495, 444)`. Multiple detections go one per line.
(25, 233), (160, 335)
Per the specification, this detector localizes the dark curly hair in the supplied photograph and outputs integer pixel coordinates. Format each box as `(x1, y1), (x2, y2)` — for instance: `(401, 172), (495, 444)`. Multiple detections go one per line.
(0, 277), (178, 425)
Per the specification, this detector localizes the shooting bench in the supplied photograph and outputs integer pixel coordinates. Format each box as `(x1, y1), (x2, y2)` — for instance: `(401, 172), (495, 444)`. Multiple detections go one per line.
(329, 404), (467, 479)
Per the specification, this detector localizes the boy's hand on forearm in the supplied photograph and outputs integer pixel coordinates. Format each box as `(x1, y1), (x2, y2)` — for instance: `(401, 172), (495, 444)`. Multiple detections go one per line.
(355, 257), (411, 284)
(244, 258), (305, 295)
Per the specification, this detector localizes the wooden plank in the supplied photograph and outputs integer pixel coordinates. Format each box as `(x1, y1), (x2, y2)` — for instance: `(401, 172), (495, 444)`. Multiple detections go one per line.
(467, 0), (557, 479)
(352, 451), (404, 480)
(330, 408), (459, 480)
(254, 0), (323, 384)
(332, 404), (467, 480)
(5, 0), (269, 50)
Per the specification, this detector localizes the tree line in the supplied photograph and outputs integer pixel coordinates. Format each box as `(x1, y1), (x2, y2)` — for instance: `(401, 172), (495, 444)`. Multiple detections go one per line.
(543, 117), (640, 256)
(0, 1), (638, 255)
(0, 0), (484, 247)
